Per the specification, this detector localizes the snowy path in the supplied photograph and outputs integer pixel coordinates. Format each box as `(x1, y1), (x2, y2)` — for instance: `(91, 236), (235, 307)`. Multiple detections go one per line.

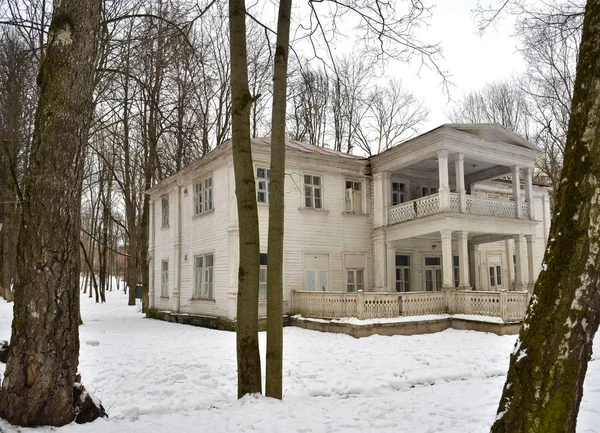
(0, 291), (598, 433)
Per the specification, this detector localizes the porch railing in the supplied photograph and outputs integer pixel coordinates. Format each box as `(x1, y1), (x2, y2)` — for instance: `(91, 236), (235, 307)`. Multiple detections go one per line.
(292, 289), (530, 322)
(388, 193), (531, 225)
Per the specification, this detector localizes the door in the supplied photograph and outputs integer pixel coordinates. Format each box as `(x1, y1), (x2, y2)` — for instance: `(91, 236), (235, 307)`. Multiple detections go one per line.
(424, 256), (442, 291)
(488, 253), (503, 290)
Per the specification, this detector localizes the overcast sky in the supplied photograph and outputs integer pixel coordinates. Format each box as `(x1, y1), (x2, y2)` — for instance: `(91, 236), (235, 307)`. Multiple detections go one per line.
(397, 0), (525, 132)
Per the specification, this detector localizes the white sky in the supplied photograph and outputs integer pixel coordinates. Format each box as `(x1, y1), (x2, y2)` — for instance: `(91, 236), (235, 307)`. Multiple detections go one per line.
(396, 0), (525, 132)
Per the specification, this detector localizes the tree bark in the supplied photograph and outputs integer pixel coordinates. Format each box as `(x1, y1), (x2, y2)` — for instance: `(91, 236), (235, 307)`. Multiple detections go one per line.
(266, 0), (292, 400)
(0, 0), (101, 427)
(491, 1), (600, 431)
(229, 0), (262, 398)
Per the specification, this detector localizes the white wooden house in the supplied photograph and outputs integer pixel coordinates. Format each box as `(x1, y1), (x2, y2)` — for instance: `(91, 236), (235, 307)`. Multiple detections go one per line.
(146, 124), (550, 326)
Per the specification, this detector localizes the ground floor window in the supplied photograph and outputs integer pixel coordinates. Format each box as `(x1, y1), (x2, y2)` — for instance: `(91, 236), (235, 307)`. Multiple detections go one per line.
(424, 257), (442, 291)
(395, 255), (411, 292)
(161, 260), (169, 297)
(193, 253), (214, 299)
(453, 255), (460, 287)
(346, 269), (364, 292)
(259, 253), (267, 300)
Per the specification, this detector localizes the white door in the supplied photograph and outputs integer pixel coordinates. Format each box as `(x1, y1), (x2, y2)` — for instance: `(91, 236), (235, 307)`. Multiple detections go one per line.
(488, 253), (503, 290)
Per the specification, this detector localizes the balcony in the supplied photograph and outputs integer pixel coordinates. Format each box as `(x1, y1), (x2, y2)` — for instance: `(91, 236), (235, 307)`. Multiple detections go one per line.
(388, 192), (531, 225)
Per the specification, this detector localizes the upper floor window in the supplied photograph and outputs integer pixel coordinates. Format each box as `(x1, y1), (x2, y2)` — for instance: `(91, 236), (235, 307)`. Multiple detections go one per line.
(392, 181), (407, 205)
(161, 196), (169, 227)
(304, 175), (322, 209)
(193, 253), (214, 299)
(345, 180), (362, 213)
(422, 186), (437, 197)
(256, 167), (270, 203)
(194, 177), (213, 215)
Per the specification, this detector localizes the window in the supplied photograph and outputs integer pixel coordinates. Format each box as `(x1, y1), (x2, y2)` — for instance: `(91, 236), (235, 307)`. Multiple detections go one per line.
(161, 196), (169, 227)
(345, 180), (363, 213)
(304, 175), (322, 209)
(161, 260), (169, 297)
(513, 254), (517, 283)
(256, 168), (270, 203)
(422, 186), (438, 197)
(453, 256), (460, 287)
(194, 177), (213, 215)
(395, 255), (411, 292)
(424, 257), (442, 291)
(347, 269), (364, 292)
(305, 253), (329, 291)
(193, 254), (214, 299)
(392, 181), (407, 205)
(259, 253), (267, 300)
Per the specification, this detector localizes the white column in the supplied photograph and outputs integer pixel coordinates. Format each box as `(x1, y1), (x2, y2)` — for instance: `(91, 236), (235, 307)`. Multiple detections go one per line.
(386, 245), (396, 292)
(440, 229), (453, 289)
(524, 166), (534, 219)
(173, 186), (182, 312)
(512, 165), (522, 219)
(455, 153), (466, 212)
(438, 150), (450, 210)
(373, 230), (387, 290)
(525, 234), (536, 293)
(514, 234), (524, 290)
(457, 231), (470, 289)
(505, 239), (515, 290)
(149, 200), (155, 309)
(373, 171), (392, 228)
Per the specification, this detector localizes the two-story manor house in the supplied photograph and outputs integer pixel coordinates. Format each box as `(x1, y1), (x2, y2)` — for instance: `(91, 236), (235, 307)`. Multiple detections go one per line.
(147, 124), (551, 324)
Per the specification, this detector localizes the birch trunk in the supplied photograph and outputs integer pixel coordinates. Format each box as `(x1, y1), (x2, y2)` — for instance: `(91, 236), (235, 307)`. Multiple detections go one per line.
(491, 1), (600, 431)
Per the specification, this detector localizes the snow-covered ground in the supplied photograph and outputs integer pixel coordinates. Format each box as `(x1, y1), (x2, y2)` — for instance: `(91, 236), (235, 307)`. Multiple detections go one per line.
(0, 290), (598, 433)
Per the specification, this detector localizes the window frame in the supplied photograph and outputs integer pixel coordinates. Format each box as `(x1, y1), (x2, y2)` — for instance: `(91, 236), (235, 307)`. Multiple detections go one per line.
(193, 253), (214, 300)
(160, 260), (169, 297)
(193, 175), (214, 216)
(344, 179), (363, 214)
(256, 167), (270, 204)
(346, 268), (365, 292)
(395, 254), (412, 292)
(392, 181), (408, 205)
(161, 196), (169, 228)
(304, 174), (323, 209)
(259, 253), (268, 301)
(304, 253), (329, 291)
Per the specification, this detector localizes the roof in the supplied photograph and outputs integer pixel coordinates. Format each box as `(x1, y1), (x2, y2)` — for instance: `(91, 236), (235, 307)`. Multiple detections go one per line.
(441, 123), (542, 152)
(251, 137), (365, 159)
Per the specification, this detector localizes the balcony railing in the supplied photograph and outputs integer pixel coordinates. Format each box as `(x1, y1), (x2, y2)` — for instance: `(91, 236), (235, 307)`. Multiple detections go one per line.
(291, 290), (530, 322)
(388, 192), (531, 225)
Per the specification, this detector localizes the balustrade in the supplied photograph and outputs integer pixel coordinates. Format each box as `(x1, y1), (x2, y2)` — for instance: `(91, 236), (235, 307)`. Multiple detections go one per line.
(292, 290), (530, 322)
(388, 192), (534, 225)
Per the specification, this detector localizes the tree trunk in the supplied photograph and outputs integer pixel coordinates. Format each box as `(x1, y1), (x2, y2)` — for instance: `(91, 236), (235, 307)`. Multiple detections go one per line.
(491, 1), (600, 431)
(0, 0), (101, 427)
(266, 0), (292, 400)
(229, 0), (262, 398)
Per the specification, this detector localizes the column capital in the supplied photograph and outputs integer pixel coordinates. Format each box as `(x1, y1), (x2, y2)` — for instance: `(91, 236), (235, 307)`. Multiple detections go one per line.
(440, 229), (453, 239)
(437, 149), (450, 158)
(373, 171), (392, 180)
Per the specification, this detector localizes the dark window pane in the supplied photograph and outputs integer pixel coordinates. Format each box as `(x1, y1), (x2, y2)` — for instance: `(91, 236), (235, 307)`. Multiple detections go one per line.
(453, 256), (459, 266)
(396, 255), (410, 266)
(425, 257), (440, 266)
(257, 168), (265, 178)
(260, 253), (268, 266)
